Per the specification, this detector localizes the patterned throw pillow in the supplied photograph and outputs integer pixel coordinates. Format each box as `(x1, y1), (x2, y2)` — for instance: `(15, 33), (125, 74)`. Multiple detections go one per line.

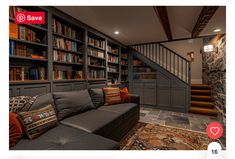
(9, 96), (37, 113)
(9, 112), (23, 147)
(120, 87), (130, 102)
(17, 104), (58, 140)
(89, 88), (104, 108)
(103, 87), (122, 106)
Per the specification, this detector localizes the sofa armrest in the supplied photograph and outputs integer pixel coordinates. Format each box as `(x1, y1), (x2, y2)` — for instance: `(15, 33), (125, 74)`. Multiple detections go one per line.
(128, 94), (140, 105)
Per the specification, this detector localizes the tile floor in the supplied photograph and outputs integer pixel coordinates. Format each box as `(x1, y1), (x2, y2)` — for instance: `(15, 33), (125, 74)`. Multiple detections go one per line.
(139, 105), (226, 148)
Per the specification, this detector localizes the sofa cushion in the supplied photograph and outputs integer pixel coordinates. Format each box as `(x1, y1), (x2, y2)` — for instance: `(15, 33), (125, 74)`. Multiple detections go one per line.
(17, 104), (58, 139)
(29, 93), (54, 111)
(98, 103), (138, 114)
(88, 88), (104, 108)
(53, 90), (95, 120)
(61, 109), (122, 135)
(9, 112), (23, 147)
(11, 125), (119, 150)
(103, 87), (122, 105)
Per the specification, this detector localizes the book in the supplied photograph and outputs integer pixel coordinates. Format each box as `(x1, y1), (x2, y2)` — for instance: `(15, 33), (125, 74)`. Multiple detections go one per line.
(9, 22), (18, 39)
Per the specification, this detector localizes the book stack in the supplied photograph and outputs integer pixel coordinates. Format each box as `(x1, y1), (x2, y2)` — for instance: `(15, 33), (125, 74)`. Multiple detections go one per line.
(121, 69), (128, 74)
(53, 50), (82, 64)
(108, 55), (119, 64)
(89, 69), (105, 79)
(108, 46), (119, 54)
(53, 36), (77, 52)
(108, 65), (118, 72)
(87, 48), (104, 58)
(121, 60), (128, 65)
(53, 70), (83, 80)
(18, 26), (37, 42)
(9, 67), (25, 81)
(121, 53), (128, 59)
(52, 18), (77, 39)
(88, 37), (105, 49)
(9, 67), (45, 81)
(88, 57), (105, 67)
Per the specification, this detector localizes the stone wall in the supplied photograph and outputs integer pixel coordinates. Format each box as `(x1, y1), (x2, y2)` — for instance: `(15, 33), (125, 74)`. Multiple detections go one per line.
(202, 35), (226, 124)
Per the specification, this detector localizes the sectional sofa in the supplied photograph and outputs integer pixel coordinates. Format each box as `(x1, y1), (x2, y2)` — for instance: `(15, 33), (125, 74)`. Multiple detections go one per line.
(10, 88), (140, 150)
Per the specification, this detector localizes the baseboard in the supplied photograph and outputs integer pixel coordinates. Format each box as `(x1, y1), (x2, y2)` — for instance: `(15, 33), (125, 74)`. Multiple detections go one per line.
(191, 79), (202, 84)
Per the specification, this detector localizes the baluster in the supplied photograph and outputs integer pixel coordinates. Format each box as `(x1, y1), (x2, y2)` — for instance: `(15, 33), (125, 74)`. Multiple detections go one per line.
(181, 59), (183, 80)
(166, 50), (168, 70)
(170, 51), (172, 73)
(177, 56), (179, 77)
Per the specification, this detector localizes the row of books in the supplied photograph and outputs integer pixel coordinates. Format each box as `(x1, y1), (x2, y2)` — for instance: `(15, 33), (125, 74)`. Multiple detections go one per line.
(108, 55), (119, 64)
(121, 69), (128, 74)
(88, 37), (105, 49)
(9, 6), (26, 19)
(9, 66), (46, 81)
(9, 41), (46, 59)
(133, 67), (154, 72)
(133, 59), (145, 66)
(88, 57), (105, 67)
(53, 50), (83, 64)
(121, 53), (128, 59)
(87, 47), (105, 58)
(53, 36), (78, 52)
(107, 65), (118, 72)
(53, 70), (83, 80)
(121, 60), (128, 65)
(88, 69), (105, 79)
(52, 18), (78, 39)
(108, 46), (119, 54)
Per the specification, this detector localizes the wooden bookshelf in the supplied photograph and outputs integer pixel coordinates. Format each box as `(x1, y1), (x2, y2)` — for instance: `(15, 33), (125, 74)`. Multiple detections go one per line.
(9, 6), (48, 83)
(121, 47), (128, 83)
(52, 15), (85, 81)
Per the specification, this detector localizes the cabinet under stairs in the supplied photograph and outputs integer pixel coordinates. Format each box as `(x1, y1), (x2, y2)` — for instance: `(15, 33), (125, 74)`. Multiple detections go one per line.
(189, 84), (217, 116)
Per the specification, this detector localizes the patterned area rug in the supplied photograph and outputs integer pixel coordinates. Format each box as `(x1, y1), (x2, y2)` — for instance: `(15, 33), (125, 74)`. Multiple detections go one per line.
(120, 122), (212, 150)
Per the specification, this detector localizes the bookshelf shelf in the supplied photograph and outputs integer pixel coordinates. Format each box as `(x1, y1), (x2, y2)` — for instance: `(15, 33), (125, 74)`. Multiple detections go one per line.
(53, 47), (83, 55)
(10, 38), (48, 47)
(108, 51), (119, 56)
(121, 57), (128, 60)
(88, 78), (106, 81)
(53, 79), (85, 83)
(53, 32), (84, 43)
(88, 44), (105, 51)
(88, 54), (105, 60)
(10, 80), (49, 85)
(53, 61), (83, 66)
(88, 65), (106, 69)
(108, 72), (119, 74)
(108, 61), (119, 65)
(9, 55), (48, 62)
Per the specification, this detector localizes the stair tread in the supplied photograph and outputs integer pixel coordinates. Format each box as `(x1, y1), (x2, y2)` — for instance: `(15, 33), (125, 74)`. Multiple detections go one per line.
(191, 101), (214, 105)
(189, 107), (217, 115)
(191, 95), (211, 98)
(191, 101), (214, 108)
(191, 84), (209, 87)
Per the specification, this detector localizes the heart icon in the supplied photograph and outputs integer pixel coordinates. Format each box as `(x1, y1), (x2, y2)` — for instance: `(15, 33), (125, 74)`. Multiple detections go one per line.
(206, 122), (223, 140)
(210, 127), (220, 136)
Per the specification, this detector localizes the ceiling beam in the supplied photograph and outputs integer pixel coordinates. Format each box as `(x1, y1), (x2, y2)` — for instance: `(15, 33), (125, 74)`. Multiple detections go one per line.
(192, 6), (219, 37)
(153, 6), (173, 41)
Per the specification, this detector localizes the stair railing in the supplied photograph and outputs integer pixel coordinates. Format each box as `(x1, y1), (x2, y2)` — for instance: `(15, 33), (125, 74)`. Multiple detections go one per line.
(130, 43), (191, 84)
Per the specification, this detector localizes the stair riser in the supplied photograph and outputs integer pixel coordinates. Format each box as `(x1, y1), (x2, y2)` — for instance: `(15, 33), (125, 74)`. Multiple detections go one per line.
(191, 92), (210, 95)
(191, 86), (210, 90)
(189, 110), (217, 116)
(191, 103), (214, 108)
(191, 97), (212, 101)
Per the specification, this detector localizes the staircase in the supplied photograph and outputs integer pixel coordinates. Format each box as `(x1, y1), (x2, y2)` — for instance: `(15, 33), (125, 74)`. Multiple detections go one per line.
(189, 84), (217, 116)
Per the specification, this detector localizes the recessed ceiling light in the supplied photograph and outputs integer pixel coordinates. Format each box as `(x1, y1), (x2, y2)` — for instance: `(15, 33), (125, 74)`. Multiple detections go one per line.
(213, 28), (221, 33)
(114, 31), (119, 35)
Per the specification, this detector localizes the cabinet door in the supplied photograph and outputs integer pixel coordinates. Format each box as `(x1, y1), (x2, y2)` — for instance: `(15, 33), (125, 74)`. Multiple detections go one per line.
(132, 82), (144, 104)
(143, 82), (156, 105)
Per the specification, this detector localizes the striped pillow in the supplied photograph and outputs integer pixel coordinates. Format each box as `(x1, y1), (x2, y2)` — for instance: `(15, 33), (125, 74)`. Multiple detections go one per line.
(17, 104), (58, 140)
(103, 87), (122, 106)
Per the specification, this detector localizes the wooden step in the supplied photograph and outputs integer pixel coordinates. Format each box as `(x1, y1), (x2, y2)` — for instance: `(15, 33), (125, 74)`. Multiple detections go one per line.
(189, 107), (217, 116)
(191, 84), (210, 90)
(191, 95), (212, 101)
(191, 101), (214, 108)
(191, 89), (210, 95)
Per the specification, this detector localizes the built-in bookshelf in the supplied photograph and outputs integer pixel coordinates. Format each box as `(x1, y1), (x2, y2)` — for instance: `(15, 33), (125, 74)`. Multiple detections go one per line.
(133, 57), (156, 80)
(87, 32), (106, 80)
(9, 6), (48, 83)
(107, 42), (120, 85)
(121, 47), (128, 83)
(52, 15), (85, 81)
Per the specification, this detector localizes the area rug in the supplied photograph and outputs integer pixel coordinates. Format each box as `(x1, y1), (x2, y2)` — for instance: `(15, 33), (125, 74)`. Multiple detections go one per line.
(120, 122), (212, 150)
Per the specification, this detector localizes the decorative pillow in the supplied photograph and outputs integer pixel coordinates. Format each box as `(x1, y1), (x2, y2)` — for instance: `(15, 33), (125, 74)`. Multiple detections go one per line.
(120, 87), (130, 102)
(9, 112), (23, 147)
(103, 87), (122, 106)
(89, 88), (104, 108)
(9, 96), (36, 113)
(17, 104), (58, 140)
(53, 90), (95, 120)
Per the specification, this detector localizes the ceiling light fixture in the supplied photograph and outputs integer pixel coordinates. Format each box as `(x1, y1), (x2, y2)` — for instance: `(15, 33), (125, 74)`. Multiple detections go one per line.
(114, 31), (119, 35)
(213, 28), (221, 33)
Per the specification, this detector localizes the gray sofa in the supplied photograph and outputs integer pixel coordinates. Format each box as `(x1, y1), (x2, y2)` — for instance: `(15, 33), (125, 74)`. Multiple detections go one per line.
(11, 89), (140, 150)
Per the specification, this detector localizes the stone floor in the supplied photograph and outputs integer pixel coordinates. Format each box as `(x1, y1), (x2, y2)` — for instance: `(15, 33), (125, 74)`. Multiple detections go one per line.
(139, 105), (226, 148)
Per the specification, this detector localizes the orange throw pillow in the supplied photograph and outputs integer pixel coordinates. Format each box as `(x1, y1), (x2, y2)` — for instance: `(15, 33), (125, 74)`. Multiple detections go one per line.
(9, 112), (23, 147)
(103, 87), (122, 105)
(120, 87), (130, 102)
